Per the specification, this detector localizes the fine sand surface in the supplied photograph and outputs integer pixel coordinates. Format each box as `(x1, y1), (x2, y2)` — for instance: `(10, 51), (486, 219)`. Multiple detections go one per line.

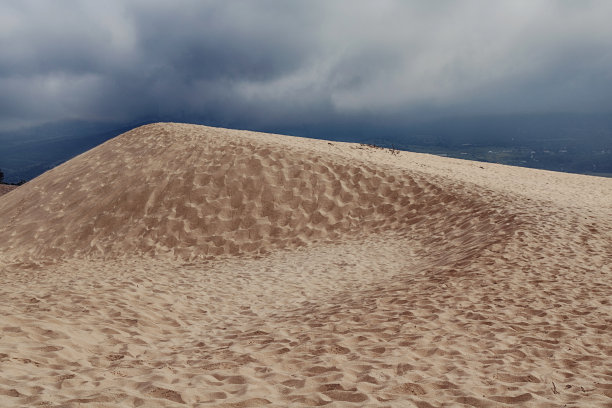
(0, 123), (611, 407)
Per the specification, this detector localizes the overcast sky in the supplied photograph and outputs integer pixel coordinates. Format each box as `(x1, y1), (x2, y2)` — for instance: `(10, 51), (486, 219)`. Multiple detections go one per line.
(1, 0), (612, 132)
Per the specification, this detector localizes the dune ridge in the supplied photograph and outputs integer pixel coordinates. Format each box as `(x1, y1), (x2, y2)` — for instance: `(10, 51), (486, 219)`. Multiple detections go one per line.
(0, 123), (611, 407)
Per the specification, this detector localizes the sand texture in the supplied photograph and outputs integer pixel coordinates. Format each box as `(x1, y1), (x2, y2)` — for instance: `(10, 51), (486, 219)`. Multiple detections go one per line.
(0, 123), (611, 407)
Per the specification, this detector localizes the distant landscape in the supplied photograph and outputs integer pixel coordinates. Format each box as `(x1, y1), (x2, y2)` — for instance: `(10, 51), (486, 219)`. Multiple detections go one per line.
(282, 113), (612, 177)
(2, 113), (611, 184)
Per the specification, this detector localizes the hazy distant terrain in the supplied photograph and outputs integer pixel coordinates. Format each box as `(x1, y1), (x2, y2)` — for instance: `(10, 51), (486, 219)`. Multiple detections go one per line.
(1, 114), (611, 183)
(281, 113), (612, 176)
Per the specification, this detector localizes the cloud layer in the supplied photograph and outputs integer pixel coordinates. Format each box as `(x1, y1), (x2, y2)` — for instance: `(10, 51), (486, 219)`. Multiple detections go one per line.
(2, 0), (612, 131)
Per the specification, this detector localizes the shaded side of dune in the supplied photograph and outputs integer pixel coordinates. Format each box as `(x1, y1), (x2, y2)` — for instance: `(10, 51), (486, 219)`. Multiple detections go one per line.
(0, 184), (17, 197)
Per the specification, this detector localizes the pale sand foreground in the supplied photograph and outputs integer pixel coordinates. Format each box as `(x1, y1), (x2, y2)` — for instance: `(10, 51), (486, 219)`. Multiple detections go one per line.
(0, 123), (611, 407)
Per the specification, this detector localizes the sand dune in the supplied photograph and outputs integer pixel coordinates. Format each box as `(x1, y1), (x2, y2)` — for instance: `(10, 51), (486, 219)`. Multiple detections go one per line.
(0, 123), (515, 264)
(0, 123), (611, 407)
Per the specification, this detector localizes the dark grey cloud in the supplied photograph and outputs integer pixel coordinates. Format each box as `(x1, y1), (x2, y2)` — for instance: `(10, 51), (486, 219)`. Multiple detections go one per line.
(1, 0), (612, 131)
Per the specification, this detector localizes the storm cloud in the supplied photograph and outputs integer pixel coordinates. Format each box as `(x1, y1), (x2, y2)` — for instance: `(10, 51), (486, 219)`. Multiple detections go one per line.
(2, 0), (612, 131)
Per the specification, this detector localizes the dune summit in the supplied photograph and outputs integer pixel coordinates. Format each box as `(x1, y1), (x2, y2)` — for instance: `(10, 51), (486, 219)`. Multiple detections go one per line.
(0, 123), (611, 407)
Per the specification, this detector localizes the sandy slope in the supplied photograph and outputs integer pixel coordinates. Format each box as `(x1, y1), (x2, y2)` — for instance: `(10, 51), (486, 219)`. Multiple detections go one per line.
(0, 123), (610, 407)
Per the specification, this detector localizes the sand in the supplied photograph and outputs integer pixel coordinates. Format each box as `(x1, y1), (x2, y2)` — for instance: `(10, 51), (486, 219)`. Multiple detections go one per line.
(0, 123), (610, 407)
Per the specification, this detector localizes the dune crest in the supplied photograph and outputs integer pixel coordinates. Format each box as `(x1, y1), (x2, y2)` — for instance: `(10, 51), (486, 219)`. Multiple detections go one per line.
(0, 123), (610, 407)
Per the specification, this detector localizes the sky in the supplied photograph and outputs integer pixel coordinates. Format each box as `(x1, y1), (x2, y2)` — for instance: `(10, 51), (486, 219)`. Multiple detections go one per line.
(1, 0), (612, 133)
